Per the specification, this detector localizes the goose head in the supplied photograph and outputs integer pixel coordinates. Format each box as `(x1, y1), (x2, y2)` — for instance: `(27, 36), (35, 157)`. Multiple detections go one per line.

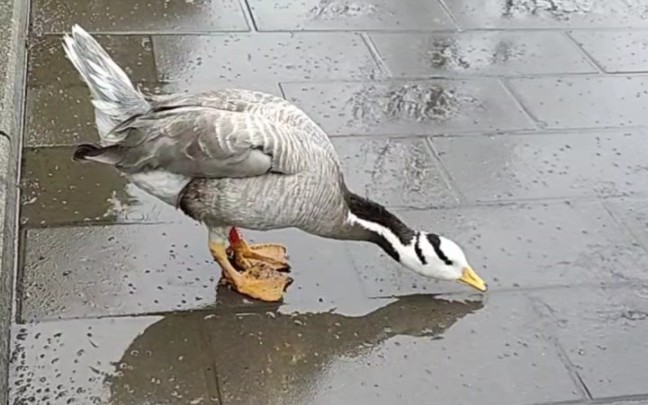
(400, 232), (486, 292)
(343, 191), (487, 292)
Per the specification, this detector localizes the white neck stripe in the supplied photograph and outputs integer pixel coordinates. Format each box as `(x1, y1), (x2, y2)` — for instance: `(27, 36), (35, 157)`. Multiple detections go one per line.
(347, 212), (423, 269)
(347, 212), (407, 248)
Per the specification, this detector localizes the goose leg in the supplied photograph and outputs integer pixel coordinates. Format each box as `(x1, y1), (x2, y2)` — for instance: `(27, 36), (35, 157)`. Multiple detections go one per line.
(226, 227), (290, 272)
(209, 228), (292, 302)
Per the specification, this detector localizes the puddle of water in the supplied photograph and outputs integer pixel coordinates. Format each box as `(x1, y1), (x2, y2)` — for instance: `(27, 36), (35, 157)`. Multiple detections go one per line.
(501, 0), (605, 20)
(446, 0), (644, 28)
(10, 295), (483, 404)
(347, 83), (477, 125)
(308, 0), (380, 19)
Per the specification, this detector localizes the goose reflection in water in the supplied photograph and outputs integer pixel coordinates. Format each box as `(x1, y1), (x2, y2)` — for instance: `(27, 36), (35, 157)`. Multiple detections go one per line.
(106, 294), (484, 404)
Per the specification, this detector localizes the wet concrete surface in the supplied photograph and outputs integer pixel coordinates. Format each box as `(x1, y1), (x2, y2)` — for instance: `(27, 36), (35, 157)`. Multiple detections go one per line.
(10, 0), (648, 403)
(332, 136), (458, 208)
(32, 0), (249, 34)
(282, 79), (535, 136)
(443, 0), (648, 29)
(509, 75), (648, 129)
(21, 147), (179, 226)
(206, 293), (581, 405)
(152, 33), (383, 83)
(10, 295), (488, 405)
(20, 221), (372, 321)
(433, 130), (648, 202)
(247, 0), (455, 31)
(531, 285), (648, 399)
(569, 30), (648, 73)
(370, 31), (596, 77)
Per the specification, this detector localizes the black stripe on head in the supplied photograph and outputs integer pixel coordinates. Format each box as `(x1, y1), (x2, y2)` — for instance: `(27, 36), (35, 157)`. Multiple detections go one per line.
(343, 189), (415, 245)
(414, 233), (426, 265)
(425, 233), (453, 266)
(368, 233), (400, 262)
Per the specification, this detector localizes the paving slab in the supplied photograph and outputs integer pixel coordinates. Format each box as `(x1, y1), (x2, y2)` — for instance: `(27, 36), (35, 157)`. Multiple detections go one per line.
(604, 197), (648, 252)
(205, 293), (580, 405)
(20, 220), (215, 321)
(509, 75), (648, 129)
(247, 0), (454, 31)
(27, 35), (156, 88)
(20, 222), (364, 321)
(531, 285), (648, 399)
(432, 131), (648, 202)
(31, 0), (248, 34)
(443, 0), (648, 29)
(26, 86), (101, 147)
(152, 33), (382, 84)
(332, 136), (458, 209)
(371, 31), (595, 77)
(20, 147), (180, 227)
(9, 314), (221, 404)
(348, 201), (648, 296)
(570, 30), (648, 73)
(282, 79), (534, 136)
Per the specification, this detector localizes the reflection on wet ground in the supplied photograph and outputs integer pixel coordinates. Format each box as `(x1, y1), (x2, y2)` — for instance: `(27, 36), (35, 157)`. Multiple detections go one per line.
(11, 295), (483, 405)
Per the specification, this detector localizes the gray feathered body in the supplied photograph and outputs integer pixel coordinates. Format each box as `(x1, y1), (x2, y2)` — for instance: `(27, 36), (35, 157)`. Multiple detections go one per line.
(63, 25), (354, 239)
(152, 90), (351, 238)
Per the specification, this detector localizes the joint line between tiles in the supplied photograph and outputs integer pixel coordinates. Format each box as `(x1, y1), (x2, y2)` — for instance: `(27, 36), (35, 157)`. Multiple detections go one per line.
(562, 30), (605, 74)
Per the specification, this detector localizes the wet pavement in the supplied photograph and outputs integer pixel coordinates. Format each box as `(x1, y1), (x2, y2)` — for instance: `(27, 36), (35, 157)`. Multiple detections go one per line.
(8, 0), (648, 404)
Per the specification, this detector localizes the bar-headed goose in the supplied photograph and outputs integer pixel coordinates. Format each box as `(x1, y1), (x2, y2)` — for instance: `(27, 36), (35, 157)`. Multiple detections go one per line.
(63, 25), (487, 302)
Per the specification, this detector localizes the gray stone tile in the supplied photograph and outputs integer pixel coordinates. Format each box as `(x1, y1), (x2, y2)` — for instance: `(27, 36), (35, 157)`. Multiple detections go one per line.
(206, 293), (580, 405)
(153, 33), (382, 83)
(433, 131), (648, 202)
(371, 31), (595, 77)
(532, 285), (648, 398)
(348, 201), (648, 296)
(26, 85), (104, 147)
(27, 35), (156, 87)
(332, 136), (458, 209)
(282, 80), (534, 136)
(10, 315), (220, 404)
(444, 0), (647, 29)
(605, 197), (648, 251)
(20, 147), (180, 227)
(20, 222), (364, 321)
(509, 76), (648, 129)
(570, 30), (648, 73)
(247, 0), (454, 31)
(31, 0), (248, 34)
(20, 220), (217, 321)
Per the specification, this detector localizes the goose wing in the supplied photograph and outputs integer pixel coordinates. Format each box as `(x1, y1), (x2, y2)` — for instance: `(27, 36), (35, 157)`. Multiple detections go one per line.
(81, 100), (296, 178)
